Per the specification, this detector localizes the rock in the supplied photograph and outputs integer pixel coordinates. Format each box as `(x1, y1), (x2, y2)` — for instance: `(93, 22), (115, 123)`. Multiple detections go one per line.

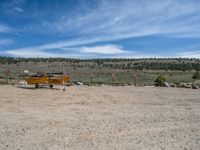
(170, 83), (177, 87)
(17, 81), (27, 85)
(23, 70), (29, 74)
(73, 81), (84, 86)
(77, 82), (84, 86)
(162, 82), (170, 87)
(192, 84), (199, 89)
(145, 85), (155, 87)
(179, 83), (192, 89)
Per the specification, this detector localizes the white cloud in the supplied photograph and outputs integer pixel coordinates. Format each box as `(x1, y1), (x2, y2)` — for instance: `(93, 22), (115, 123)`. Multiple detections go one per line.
(6, 49), (59, 58)
(5, 44), (129, 57)
(5, 48), (95, 58)
(4, 43), (163, 58)
(3, 49), (165, 58)
(4, 48), (149, 58)
(177, 50), (200, 58)
(80, 45), (129, 54)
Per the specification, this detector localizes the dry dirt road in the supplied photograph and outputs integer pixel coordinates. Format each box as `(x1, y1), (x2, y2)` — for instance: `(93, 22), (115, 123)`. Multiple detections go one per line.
(0, 85), (200, 150)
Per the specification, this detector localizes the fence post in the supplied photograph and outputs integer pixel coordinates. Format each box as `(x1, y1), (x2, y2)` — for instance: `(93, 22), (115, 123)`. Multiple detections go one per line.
(4, 69), (10, 84)
(90, 73), (94, 86)
(133, 74), (137, 86)
(111, 73), (115, 86)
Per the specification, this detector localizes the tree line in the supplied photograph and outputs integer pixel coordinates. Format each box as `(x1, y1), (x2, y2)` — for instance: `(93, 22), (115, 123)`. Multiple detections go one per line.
(0, 56), (200, 71)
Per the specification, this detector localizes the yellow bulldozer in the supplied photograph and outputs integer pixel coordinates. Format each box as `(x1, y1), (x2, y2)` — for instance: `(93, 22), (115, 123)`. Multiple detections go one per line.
(26, 72), (70, 88)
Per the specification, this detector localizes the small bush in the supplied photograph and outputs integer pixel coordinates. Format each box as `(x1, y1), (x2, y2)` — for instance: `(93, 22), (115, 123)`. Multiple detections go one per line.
(155, 74), (166, 86)
(0, 80), (6, 85)
(192, 71), (200, 80)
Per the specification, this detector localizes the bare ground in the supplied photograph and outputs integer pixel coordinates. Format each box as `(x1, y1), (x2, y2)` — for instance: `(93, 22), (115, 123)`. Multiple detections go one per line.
(0, 85), (200, 150)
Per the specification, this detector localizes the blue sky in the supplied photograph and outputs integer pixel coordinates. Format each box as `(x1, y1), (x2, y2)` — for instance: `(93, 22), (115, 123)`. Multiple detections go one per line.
(1, 0), (200, 58)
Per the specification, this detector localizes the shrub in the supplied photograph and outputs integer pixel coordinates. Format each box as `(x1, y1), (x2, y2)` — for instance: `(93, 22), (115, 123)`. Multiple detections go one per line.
(155, 74), (166, 86)
(192, 71), (200, 80)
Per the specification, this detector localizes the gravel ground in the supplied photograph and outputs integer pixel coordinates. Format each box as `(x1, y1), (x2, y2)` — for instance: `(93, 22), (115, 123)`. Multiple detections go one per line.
(0, 85), (200, 150)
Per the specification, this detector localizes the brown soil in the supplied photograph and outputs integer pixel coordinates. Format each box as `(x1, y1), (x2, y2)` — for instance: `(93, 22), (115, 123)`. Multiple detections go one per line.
(0, 85), (200, 150)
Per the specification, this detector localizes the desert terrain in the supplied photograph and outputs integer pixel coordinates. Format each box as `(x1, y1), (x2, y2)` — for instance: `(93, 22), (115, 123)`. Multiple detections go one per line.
(0, 85), (200, 150)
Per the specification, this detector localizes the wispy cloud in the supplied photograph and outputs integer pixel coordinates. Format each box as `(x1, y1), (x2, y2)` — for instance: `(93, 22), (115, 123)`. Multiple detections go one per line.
(24, 0), (200, 38)
(6, 49), (59, 58)
(5, 44), (128, 57)
(4, 37), (103, 53)
(1, 0), (25, 14)
(14, 7), (24, 13)
(0, 39), (14, 45)
(0, 23), (12, 33)
(4, 43), (164, 58)
(2, 0), (200, 58)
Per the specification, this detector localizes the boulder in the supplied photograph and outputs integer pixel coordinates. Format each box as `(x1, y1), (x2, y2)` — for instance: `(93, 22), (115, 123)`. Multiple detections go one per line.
(170, 83), (177, 87)
(77, 81), (84, 86)
(72, 81), (84, 86)
(179, 83), (192, 89)
(162, 82), (170, 87)
(192, 84), (199, 89)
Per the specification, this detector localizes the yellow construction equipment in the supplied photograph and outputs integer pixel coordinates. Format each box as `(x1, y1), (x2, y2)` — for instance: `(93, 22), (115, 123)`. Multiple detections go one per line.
(26, 72), (70, 88)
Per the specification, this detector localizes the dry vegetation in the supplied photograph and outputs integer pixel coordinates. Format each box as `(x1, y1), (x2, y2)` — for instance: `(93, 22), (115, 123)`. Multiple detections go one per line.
(0, 85), (200, 150)
(1, 57), (200, 86)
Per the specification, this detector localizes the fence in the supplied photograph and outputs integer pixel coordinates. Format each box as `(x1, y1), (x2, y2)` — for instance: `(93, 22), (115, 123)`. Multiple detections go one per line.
(69, 72), (141, 86)
(0, 68), (195, 86)
(0, 70), (143, 86)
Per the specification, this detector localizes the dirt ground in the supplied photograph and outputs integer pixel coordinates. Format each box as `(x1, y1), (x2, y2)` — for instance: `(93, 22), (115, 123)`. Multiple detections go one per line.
(0, 85), (200, 150)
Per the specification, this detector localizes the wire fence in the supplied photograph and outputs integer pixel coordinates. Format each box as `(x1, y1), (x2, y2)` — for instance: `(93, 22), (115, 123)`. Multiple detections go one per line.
(0, 69), (143, 86)
(69, 72), (139, 86)
(0, 67), (195, 86)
